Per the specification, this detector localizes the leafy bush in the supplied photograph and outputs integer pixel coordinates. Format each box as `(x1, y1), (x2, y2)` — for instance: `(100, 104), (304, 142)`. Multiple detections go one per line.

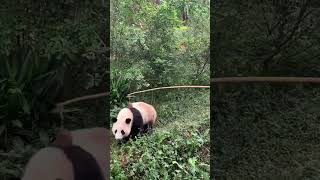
(111, 130), (209, 179)
(0, 1), (108, 178)
(213, 85), (320, 179)
(111, 91), (210, 179)
(110, 1), (209, 178)
(0, 50), (65, 148)
(0, 141), (39, 179)
(111, 63), (150, 105)
(111, 0), (210, 102)
(212, 1), (320, 179)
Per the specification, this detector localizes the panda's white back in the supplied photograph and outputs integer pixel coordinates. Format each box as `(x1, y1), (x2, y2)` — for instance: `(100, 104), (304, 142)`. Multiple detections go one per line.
(131, 102), (157, 125)
(21, 147), (74, 180)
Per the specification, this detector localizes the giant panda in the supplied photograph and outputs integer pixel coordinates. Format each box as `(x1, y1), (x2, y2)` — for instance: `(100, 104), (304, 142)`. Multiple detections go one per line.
(21, 127), (109, 180)
(111, 102), (157, 142)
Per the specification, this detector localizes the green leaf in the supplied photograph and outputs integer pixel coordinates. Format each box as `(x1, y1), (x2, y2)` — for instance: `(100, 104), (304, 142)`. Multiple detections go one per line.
(84, 73), (95, 89)
(17, 50), (33, 84)
(39, 130), (50, 146)
(0, 125), (6, 136)
(12, 137), (24, 149)
(172, 161), (184, 169)
(21, 96), (31, 114)
(11, 120), (23, 128)
(188, 157), (197, 168)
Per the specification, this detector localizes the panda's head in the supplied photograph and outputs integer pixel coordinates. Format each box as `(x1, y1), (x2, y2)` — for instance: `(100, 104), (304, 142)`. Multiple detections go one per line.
(112, 108), (133, 140)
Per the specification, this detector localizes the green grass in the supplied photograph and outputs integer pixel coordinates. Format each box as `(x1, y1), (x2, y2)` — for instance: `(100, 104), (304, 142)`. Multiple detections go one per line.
(110, 90), (210, 180)
(212, 86), (320, 179)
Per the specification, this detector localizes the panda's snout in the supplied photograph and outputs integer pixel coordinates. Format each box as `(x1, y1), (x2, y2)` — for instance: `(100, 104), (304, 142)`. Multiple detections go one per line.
(115, 132), (124, 140)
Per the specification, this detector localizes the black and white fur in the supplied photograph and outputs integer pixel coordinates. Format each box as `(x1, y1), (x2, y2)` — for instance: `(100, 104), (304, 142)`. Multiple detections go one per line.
(21, 127), (109, 180)
(112, 102), (157, 141)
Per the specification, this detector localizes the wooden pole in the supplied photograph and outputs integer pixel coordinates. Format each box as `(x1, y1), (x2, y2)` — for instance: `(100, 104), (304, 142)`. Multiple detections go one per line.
(211, 77), (320, 83)
(127, 85), (210, 97)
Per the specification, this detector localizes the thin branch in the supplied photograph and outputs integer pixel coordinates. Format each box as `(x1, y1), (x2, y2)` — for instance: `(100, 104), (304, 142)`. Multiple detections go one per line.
(263, 0), (311, 70)
(127, 85), (210, 97)
(50, 92), (109, 124)
(50, 76), (320, 113)
(57, 92), (109, 106)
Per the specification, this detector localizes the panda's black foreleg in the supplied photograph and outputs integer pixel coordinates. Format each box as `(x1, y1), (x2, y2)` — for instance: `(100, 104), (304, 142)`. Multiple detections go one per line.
(138, 125), (145, 134)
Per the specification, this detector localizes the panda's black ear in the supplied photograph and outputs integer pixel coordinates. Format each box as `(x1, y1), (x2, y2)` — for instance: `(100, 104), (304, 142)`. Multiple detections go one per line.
(112, 117), (117, 123)
(125, 118), (131, 124)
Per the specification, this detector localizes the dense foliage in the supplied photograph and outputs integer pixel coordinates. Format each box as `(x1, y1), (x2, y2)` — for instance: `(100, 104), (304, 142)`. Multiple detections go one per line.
(0, 1), (108, 179)
(212, 1), (320, 179)
(111, 91), (210, 179)
(110, 0), (210, 105)
(111, 0), (210, 179)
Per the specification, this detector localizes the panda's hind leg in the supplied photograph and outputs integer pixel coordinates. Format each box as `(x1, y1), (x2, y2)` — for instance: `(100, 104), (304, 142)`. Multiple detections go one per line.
(146, 122), (153, 134)
(142, 124), (149, 133)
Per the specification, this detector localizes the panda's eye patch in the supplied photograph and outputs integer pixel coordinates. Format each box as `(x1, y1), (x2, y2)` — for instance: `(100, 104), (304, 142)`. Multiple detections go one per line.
(125, 118), (131, 124)
(121, 130), (125, 135)
(112, 117), (117, 123)
(115, 130), (117, 134)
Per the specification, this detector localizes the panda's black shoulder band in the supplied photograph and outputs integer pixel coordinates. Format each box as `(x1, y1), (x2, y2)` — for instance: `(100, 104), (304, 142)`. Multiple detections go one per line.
(50, 145), (104, 180)
(129, 107), (143, 128)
